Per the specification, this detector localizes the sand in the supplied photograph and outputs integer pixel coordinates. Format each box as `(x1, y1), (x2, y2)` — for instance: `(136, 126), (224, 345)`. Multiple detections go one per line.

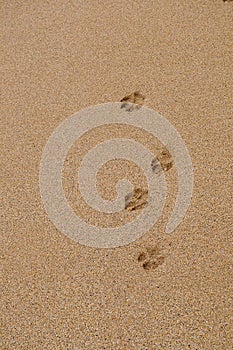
(1, 0), (232, 349)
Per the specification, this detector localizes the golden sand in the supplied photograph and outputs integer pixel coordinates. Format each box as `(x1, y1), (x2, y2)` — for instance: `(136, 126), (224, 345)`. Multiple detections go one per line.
(1, 1), (232, 349)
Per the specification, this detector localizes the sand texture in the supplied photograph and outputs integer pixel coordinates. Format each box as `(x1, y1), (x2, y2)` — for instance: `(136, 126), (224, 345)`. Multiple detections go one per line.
(1, 1), (233, 349)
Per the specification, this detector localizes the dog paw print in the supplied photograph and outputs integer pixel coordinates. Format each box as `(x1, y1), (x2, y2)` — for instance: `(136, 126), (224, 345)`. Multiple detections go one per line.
(138, 246), (165, 270)
(120, 91), (145, 112)
(125, 188), (148, 211)
(151, 147), (173, 173)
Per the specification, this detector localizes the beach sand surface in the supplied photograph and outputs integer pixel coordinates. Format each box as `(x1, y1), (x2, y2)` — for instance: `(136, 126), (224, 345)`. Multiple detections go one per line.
(1, 1), (232, 349)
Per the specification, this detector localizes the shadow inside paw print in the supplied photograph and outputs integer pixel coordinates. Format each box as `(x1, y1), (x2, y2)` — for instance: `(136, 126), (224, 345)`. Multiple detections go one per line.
(138, 246), (165, 270)
(120, 91), (145, 112)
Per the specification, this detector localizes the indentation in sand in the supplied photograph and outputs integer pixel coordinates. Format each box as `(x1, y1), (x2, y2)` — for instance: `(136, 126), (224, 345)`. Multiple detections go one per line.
(151, 147), (173, 173)
(120, 91), (145, 112)
(138, 245), (165, 270)
(125, 188), (148, 211)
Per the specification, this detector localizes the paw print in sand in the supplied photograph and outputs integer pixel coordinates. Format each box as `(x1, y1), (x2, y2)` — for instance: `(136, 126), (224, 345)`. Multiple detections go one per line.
(138, 246), (165, 270)
(125, 188), (148, 211)
(120, 91), (145, 112)
(151, 147), (173, 173)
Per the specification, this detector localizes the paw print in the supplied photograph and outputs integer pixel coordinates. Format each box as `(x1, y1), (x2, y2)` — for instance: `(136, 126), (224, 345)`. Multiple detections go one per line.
(138, 246), (165, 270)
(120, 91), (145, 112)
(125, 188), (148, 211)
(151, 147), (173, 173)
